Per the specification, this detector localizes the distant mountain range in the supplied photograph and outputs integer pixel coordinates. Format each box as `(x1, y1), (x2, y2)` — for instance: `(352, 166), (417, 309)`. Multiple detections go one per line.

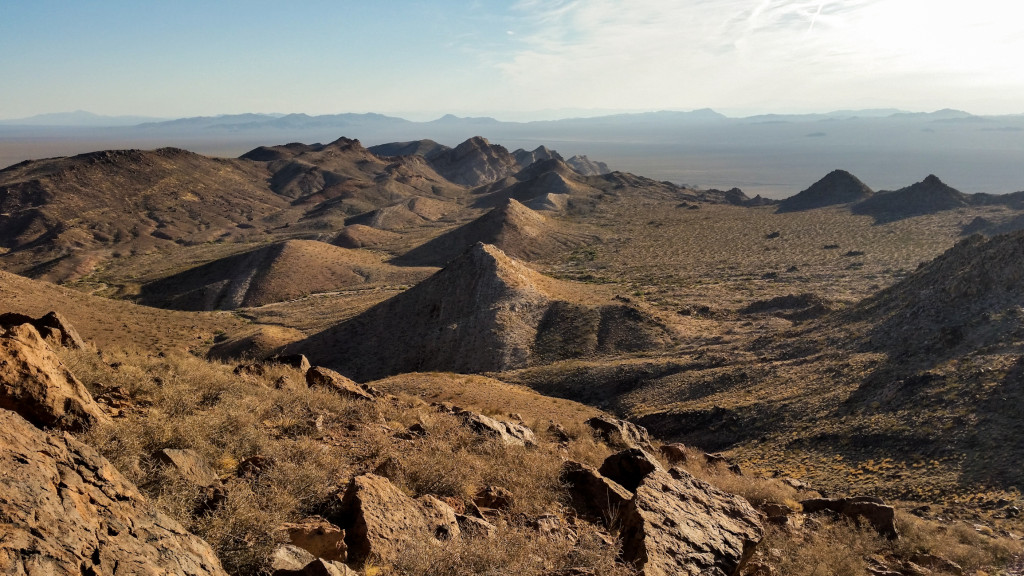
(3, 108), (1024, 198)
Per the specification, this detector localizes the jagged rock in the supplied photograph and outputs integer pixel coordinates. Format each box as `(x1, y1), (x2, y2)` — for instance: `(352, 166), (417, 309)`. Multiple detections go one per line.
(0, 409), (228, 575)
(276, 517), (347, 562)
(0, 323), (107, 431)
(306, 366), (375, 401)
(155, 448), (220, 487)
(440, 404), (537, 447)
(269, 353), (312, 372)
(585, 415), (653, 450)
(561, 460), (633, 525)
(618, 468), (764, 576)
(337, 474), (460, 566)
(598, 448), (665, 492)
(474, 485), (514, 510)
(275, 558), (359, 576)
(269, 544), (317, 573)
(0, 310), (86, 349)
(659, 443), (689, 463)
(800, 497), (899, 539)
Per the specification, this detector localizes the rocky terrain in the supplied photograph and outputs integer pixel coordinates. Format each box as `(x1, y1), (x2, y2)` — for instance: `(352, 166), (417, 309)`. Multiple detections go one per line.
(2, 135), (1024, 575)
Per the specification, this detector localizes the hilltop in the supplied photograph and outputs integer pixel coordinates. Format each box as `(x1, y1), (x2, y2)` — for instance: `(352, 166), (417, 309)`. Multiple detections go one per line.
(295, 243), (674, 380)
(776, 169), (874, 212)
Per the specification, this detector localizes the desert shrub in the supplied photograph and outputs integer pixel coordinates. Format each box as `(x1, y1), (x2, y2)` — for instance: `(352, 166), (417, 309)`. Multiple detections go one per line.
(761, 518), (883, 576)
(894, 511), (1020, 571)
(667, 444), (802, 507)
(389, 521), (632, 576)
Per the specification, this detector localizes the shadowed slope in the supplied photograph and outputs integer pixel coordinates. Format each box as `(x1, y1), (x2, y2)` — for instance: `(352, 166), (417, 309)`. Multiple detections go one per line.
(394, 199), (597, 266)
(423, 136), (520, 187)
(852, 174), (968, 222)
(777, 169), (874, 212)
(343, 196), (463, 231)
(139, 239), (434, 310)
(295, 243), (673, 380)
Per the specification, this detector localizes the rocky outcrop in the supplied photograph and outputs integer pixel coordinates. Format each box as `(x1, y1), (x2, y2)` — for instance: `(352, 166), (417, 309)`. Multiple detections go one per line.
(618, 468), (764, 576)
(425, 136), (519, 187)
(585, 416), (653, 450)
(561, 460), (633, 525)
(439, 404), (537, 447)
(275, 558), (358, 576)
(776, 169), (874, 212)
(800, 497), (899, 539)
(0, 310), (86, 349)
(0, 409), (228, 575)
(0, 323), (107, 431)
(598, 448), (665, 492)
(514, 146), (564, 168)
(566, 155), (611, 176)
(337, 474), (460, 566)
(306, 366), (375, 401)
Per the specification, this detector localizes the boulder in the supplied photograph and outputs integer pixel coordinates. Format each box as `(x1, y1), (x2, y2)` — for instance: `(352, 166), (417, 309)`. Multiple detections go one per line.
(155, 448), (221, 487)
(0, 323), (107, 431)
(306, 366), (375, 401)
(800, 497), (899, 539)
(337, 474), (459, 566)
(585, 415), (652, 450)
(0, 408), (228, 575)
(617, 468), (764, 576)
(0, 310), (86, 349)
(276, 517), (347, 562)
(598, 448), (665, 492)
(561, 460), (633, 526)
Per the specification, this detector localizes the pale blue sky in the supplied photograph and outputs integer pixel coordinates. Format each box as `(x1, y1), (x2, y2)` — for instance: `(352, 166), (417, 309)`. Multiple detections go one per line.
(2, 0), (1023, 121)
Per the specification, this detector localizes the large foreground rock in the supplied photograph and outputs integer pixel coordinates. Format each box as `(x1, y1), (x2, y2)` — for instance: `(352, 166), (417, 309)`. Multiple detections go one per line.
(0, 310), (86, 349)
(561, 460), (633, 525)
(337, 474), (460, 566)
(0, 323), (107, 431)
(0, 409), (227, 575)
(617, 468), (764, 576)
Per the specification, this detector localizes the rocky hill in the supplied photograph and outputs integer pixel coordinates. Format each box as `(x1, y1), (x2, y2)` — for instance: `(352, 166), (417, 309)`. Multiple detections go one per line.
(420, 136), (520, 187)
(0, 148), (282, 281)
(138, 239), (435, 310)
(343, 196), (462, 231)
(295, 243), (674, 380)
(852, 174), (968, 221)
(777, 169), (874, 212)
(394, 199), (597, 266)
(566, 154), (612, 176)
(512, 145), (563, 168)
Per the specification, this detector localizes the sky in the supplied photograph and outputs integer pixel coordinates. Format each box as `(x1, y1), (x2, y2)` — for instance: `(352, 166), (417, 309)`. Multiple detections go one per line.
(2, 0), (1024, 121)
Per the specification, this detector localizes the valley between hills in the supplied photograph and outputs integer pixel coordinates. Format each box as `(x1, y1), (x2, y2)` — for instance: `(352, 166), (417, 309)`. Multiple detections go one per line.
(2, 134), (1024, 575)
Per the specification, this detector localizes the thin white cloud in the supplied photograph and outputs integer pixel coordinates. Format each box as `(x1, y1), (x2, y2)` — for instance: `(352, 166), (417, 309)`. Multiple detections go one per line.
(491, 0), (1024, 113)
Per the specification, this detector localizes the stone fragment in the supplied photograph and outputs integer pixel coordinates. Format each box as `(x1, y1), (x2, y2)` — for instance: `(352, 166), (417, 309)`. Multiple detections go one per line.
(800, 497), (899, 539)
(277, 516), (347, 562)
(155, 448), (220, 487)
(598, 448), (665, 491)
